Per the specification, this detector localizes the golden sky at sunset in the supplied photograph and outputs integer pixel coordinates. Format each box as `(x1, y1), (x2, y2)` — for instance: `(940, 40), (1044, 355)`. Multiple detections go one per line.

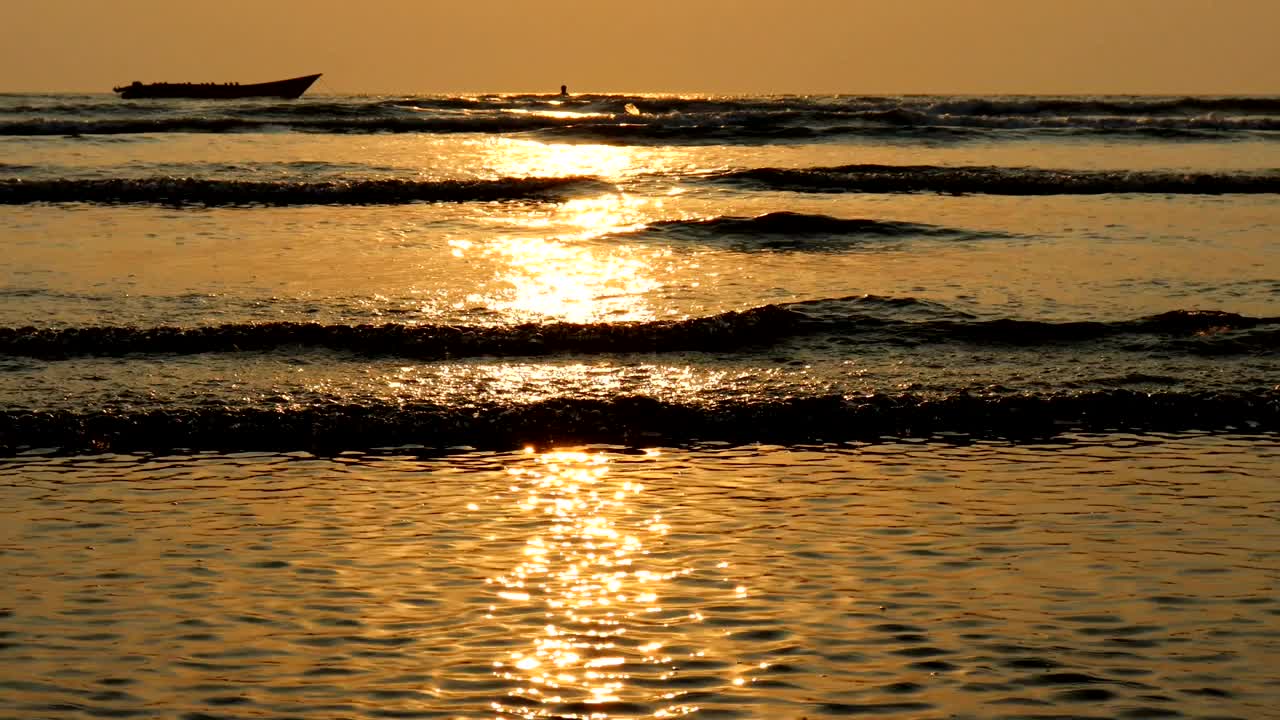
(3, 0), (1277, 95)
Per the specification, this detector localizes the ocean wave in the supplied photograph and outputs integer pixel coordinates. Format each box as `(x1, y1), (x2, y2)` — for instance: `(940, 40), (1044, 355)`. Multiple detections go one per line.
(609, 212), (992, 249)
(0, 306), (798, 360)
(8, 93), (1280, 118)
(2, 390), (1276, 454)
(0, 176), (613, 206)
(4, 97), (1278, 141)
(548, 122), (1252, 144)
(0, 113), (940, 142)
(2, 301), (1275, 360)
(545, 94), (1280, 117)
(852, 107), (1280, 131)
(0, 163), (38, 175)
(9, 165), (1273, 208)
(707, 164), (1280, 195)
(786, 297), (1280, 344)
(0, 114), (592, 137)
(647, 212), (956, 236)
(924, 95), (1280, 116)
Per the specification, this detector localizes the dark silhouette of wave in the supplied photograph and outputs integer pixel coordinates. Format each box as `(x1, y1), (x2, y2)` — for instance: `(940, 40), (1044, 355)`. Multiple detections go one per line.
(847, 107), (1280, 131)
(10, 94), (1280, 119)
(0, 115), (586, 137)
(2, 300), (1275, 360)
(2, 390), (1276, 455)
(650, 212), (972, 236)
(0, 176), (614, 206)
(534, 115), (1271, 143)
(0, 306), (796, 359)
(707, 164), (1280, 195)
(607, 212), (996, 250)
(9, 166), (1273, 207)
(5, 92), (1280, 142)
(921, 96), (1280, 116)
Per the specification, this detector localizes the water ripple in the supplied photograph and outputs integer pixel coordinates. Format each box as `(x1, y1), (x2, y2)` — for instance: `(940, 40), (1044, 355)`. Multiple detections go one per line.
(0, 436), (1276, 717)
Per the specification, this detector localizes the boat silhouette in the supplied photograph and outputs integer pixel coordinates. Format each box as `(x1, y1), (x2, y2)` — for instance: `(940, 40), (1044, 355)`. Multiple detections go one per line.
(113, 73), (322, 100)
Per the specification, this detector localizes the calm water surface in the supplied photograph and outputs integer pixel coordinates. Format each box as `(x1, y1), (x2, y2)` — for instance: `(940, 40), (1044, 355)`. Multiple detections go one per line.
(2, 435), (1278, 719)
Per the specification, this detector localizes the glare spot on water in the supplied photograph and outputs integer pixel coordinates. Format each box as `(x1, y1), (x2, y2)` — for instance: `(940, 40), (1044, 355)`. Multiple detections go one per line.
(443, 179), (669, 323)
(481, 138), (648, 182)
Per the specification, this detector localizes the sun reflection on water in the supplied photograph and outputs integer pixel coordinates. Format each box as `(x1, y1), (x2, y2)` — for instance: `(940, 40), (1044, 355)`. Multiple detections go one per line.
(441, 139), (699, 324)
(482, 138), (644, 181)
(475, 234), (664, 323)
(499, 108), (615, 122)
(485, 450), (703, 719)
(449, 193), (670, 323)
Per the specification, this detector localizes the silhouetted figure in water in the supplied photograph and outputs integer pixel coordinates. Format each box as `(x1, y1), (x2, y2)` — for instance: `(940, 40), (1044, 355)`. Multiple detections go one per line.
(559, 84), (569, 97)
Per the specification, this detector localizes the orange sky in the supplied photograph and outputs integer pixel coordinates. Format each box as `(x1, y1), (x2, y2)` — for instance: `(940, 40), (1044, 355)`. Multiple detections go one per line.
(3, 0), (1277, 94)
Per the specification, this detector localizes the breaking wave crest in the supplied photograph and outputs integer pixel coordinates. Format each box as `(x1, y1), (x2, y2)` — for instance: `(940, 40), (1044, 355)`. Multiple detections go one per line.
(0, 176), (613, 206)
(0, 115), (592, 137)
(260, 95), (1280, 117)
(920, 96), (1280, 116)
(9, 166), (1274, 207)
(645, 212), (979, 237)
(708, 164), (1280, 195)
(5, 93), (1280, 143)
(608, 212), (994, 249)
(2, 300), (1276, 360)
(2, 390), (1277, 454)
(0, 307), (797, 359)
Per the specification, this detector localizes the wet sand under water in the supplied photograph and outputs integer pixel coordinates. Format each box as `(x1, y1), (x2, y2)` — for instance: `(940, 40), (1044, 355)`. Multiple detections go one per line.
(1, 434), (1278, 719)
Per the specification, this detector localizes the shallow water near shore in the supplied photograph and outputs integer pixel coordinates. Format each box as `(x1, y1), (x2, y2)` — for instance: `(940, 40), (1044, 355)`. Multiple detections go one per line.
(2, 434), (1278, 719)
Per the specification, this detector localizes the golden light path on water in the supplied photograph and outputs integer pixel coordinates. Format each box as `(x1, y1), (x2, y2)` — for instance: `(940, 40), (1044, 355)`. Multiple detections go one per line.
(440, 143), (763, 712)
(463, 139), (705, 323)
(481, 450), (748, 719)
(452, 196), (664, 323)
(429, 140), (675, 323)
(481, 137), (649, 180)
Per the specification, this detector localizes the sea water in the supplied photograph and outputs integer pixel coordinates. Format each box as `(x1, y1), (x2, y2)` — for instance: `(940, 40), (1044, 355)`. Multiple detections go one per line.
(0, 93), (1278, 718)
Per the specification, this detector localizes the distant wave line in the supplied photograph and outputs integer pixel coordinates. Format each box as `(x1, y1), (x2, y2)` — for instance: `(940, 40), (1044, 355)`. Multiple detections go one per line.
(2, 108), (1278, 141)
(706, 164), (1280, 195)
(606, 211), (1000, 248)
(8, 93), (1280, 118)
(0, 176), (614, 206)
(4, 165), (1277, 207)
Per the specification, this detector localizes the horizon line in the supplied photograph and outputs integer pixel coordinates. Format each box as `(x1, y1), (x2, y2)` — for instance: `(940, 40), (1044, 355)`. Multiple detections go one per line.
(4, 87), (1280, 98)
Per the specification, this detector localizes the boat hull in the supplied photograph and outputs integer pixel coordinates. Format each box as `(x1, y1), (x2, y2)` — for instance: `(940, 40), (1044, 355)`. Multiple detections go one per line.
(114, 74), (322, 100)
